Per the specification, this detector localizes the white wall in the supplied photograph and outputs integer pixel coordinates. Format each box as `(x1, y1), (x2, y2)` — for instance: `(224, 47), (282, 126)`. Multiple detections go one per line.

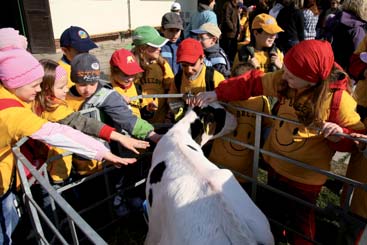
(49, 0), (197, 39)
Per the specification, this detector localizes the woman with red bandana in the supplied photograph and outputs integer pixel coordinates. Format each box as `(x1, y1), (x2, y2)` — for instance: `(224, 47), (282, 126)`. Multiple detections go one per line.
(193, 40), (365, 244)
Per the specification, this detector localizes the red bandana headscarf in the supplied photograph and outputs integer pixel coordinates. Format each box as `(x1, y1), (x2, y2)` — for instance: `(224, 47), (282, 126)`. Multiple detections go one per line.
(284, 40), (335, 84)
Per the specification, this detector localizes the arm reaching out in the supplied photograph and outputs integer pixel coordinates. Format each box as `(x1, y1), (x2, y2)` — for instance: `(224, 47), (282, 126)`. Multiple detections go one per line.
(110, 131), (150, 154)
(102, 151), (136, 168)
(189, 91), (218, 107)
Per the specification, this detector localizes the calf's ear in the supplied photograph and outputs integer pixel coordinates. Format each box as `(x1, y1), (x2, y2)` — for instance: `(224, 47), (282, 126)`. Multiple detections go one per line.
(199, 106), (226, 136)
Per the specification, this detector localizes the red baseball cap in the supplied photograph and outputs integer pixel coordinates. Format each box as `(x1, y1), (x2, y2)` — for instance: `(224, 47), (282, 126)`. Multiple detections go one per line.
(110, 48), (143, 75)
(177, 38), (204, 64)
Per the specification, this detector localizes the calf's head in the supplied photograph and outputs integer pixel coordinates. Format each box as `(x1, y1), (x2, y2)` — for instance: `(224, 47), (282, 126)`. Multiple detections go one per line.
(186, 102), (237, 146)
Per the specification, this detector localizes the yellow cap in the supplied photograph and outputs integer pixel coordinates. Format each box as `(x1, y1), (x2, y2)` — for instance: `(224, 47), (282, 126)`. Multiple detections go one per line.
(251, 13), (283, 34)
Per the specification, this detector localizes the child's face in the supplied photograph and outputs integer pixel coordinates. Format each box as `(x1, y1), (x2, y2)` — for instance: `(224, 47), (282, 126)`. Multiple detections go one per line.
(12, 78), (42, 103)
(282, 66), (314, 91)
(180, 57), (204, 81)
(61, 47), (82, 61)
(198, 33), (216, 49)
(53, 75), (69, 100)
(254, 30), (277, 49)
(143, 45), (161, 61)
(112, 70), (135, 88)
(75, 82), (98, 99)
(162, 28), (181, 43)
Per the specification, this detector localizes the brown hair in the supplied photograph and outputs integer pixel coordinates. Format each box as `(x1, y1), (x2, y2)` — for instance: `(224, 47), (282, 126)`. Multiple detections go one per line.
(278, 66), (352, 126)
(35, 59), (67, 113)
(132, 45), (166, 81)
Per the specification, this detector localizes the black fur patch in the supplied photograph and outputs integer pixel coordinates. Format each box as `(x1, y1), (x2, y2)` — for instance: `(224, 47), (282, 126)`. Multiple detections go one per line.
(191, 105), (227, 140)
(212, 108), (226, 135)
(148, 188), (153, 207)
(149, 161), (166, 184)
(186, 145), (198, 151)
(190, 119), (204, 144)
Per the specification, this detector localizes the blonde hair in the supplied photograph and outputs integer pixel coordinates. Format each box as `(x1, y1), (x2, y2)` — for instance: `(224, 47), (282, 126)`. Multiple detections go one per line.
(132, 45), (166, 74)
(342, 0), (367, 21)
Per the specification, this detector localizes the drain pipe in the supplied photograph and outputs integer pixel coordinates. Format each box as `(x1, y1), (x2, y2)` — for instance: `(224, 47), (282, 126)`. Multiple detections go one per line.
(127, 0), (132, 32)
(17, 0), (26, 35)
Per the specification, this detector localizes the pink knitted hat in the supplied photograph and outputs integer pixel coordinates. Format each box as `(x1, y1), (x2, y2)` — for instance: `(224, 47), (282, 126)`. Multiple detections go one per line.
(0, 48), (44, 89)
(0, 28), (28, 50)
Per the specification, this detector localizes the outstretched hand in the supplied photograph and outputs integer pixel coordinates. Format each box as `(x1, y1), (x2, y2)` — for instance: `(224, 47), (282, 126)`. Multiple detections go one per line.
(321, 122), (343, 142)
(186, 91), (218, 107)
(350, 133), (367, 151)
(102, 151), (137, 168)
(110, 131), (150, 154)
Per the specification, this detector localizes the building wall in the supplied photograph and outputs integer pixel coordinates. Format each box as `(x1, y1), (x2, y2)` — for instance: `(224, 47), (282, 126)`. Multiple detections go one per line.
(49, 0), (197, 39)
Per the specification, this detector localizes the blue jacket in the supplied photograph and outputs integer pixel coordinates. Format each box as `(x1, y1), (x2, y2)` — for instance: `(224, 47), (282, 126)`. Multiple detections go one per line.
(204, 44), (231, 78)
(161, 40), (181, 75)
(184, 4), (217, 38)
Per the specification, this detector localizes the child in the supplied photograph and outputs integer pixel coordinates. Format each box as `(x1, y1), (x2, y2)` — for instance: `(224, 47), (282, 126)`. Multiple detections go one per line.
(338, 51), (367, 244)
(34, 59), (149, 182)
(58, 26), (98, 88)
(168, 38), (225, 122)
(132, 25), (174, 123)
(0, 46), (135, 244)
(66, 53), (161, 156)
(194, 40), (365, 244)
(160, 12), (184, 75)
(191, 22), (231, 78)
(110, 48), (144, 117)
(233, 13), (284, 73)
(208, 64), (272, 191)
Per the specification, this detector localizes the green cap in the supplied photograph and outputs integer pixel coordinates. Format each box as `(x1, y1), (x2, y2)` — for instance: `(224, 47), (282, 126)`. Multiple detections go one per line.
(132, 26), (168, 48)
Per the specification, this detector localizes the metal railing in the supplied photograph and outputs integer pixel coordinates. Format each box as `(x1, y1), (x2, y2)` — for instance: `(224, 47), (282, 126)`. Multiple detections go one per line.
(11, 93), (367, 244)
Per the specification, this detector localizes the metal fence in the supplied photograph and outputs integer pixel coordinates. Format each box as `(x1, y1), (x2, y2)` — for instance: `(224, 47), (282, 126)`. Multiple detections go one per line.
(11, 95), (367, 244)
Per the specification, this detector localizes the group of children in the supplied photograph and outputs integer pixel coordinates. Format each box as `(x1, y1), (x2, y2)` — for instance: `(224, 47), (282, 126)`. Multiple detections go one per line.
(1, 4), (367, 244)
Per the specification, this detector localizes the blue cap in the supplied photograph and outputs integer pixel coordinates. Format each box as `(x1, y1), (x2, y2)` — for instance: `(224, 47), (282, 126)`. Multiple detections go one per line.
(60, 26), (98, 52)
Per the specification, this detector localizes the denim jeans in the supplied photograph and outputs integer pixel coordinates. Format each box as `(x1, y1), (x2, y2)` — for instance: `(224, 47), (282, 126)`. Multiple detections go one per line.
(0, 192), (20, 244)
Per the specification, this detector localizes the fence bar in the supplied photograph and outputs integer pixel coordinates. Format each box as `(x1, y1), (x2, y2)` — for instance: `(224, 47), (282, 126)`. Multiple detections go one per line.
(12, 144), (108, 245)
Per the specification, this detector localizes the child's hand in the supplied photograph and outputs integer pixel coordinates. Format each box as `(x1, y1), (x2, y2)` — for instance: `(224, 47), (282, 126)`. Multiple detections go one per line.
(350, 133), (367, 151)
(190, 91), (218, 107)
(102, 152), (137, 168)
(249, 57), (260, 70)
(270, 53), (283, 69)
(322, 121), (343, 142)
(111, 131), (150, 154)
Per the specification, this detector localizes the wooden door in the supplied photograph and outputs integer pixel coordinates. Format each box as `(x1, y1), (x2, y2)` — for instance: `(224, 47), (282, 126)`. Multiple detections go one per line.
(22, 0), (55, 53)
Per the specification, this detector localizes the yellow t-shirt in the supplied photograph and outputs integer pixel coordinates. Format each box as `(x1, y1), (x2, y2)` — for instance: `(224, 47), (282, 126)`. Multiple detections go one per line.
(138, 61), (174, 123)
(233, 48), (284, 73)
(209, 96), (272, 183)
(111, 80), (141, 117)
(168, 65), (225, 95)
(261, 71), (365, 185)
(0, 86), (47, 195)
(35, 104), (75, 183)
(65, 92), (85, 112)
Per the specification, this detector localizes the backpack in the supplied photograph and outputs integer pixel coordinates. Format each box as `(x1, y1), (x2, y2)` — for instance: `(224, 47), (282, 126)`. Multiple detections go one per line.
(328, 73), (349, 123)
(174, 66), (215, 93)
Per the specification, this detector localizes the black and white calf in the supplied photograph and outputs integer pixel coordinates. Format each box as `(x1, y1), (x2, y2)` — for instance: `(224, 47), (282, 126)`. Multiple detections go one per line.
(145, 103), (274, 245)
